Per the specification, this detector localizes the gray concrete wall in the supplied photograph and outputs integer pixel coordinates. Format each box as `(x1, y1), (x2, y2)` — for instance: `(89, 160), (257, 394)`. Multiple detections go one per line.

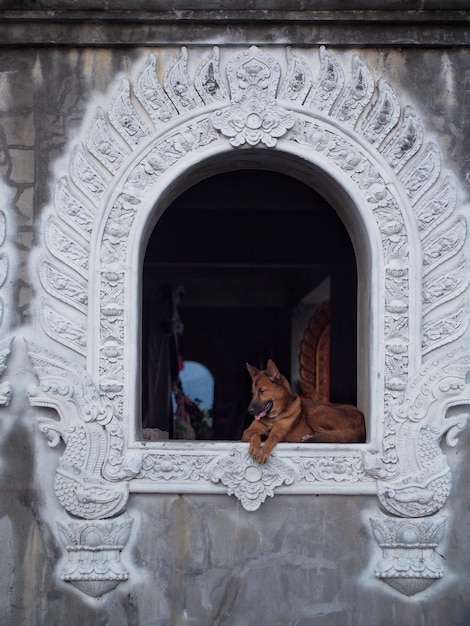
(1, 10), (470, 625)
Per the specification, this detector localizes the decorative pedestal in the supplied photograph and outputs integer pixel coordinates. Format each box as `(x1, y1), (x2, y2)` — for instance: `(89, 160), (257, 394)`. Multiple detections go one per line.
(57, 512), (133, 598)
(370, 515), (446, 596)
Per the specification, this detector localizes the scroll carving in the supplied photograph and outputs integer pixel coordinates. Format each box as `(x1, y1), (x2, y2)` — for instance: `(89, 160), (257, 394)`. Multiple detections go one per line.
(206, 448), (296, 512)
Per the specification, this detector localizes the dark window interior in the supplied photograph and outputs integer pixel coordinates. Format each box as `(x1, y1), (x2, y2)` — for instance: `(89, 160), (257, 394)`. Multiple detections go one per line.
(142, 170), (357, 440)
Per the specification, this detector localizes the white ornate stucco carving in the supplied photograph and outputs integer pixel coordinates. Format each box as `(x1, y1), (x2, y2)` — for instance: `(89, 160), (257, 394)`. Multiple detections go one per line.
(28, 45), (470, 597)
(0, 181), (14, 407)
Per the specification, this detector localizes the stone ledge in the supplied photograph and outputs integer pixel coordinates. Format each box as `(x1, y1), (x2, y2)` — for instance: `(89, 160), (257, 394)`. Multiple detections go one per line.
(0, 10), (469, 47)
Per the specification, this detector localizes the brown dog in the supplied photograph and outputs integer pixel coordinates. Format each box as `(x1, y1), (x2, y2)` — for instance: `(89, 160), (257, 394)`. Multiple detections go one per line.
(242, 359), (366, 463)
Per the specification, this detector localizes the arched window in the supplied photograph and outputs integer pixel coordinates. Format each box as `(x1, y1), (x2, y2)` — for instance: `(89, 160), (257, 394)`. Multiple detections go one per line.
(141, 169), (358, 441)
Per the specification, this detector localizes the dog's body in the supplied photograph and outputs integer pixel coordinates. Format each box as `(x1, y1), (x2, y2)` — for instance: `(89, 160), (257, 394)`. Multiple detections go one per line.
(242, 359), (366, 463)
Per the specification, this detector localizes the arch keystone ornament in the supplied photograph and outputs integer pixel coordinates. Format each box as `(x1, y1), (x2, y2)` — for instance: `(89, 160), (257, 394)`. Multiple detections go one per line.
(29, 46), (470, 598)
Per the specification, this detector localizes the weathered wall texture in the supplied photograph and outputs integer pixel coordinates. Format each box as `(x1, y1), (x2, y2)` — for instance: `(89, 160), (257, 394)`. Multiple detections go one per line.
(0, 8), (470, 626)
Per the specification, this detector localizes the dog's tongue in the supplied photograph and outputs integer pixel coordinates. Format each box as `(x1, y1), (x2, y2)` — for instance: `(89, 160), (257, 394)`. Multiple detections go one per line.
(255, 409), (267, 420)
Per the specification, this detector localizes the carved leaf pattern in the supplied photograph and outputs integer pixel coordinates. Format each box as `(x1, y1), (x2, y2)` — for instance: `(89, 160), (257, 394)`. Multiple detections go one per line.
(40, 300), (87, 356)
(0, 252), (8, 289)
(164, 47), (203, 113)
(361, 79), (400, 147)
(278, 47), (312, 103)
(382, 105), (423, 173)
(422, 216), (466, 276)
(69, 143), (107, 204)
(0, 210), (5, 248)
(400, 143), (441, 204)
(423, 258), (468, 315)
(45, 216), (88, 278)
(332, 55), (374, 127)
(195, 47), (230, 104)
(87, 106), (129, 174)
(38, 257), (87, 313)
(422, 302), (468, 354)
(134, 53), (176, 126)
(54, 177), (95, 237)
(305, 45), (344, 113)
(415, 176), (456, 239)
(108, 79), (151, 147)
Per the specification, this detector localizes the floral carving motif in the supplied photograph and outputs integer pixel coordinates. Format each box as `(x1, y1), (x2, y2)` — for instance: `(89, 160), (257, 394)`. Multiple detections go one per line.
(139, 453), (212, 482)
(212, 46), (295, 147)
(293, 454), (372, 484)
(212, 98), (295, 147)
(206, 448), (296, 511)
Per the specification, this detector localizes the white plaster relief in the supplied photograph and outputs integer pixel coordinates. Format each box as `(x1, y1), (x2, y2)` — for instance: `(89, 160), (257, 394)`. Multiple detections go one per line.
(382, 105), (423, 173)
(400, 142), (441, 204)
(109, 79), (152, 147)
(164, 47), (204, 113)
(28, 46), (470, 597)
(0, 337), (13, 406)
(364, 341), (470, 518)
(0, 182), (15, 407)
(212, 47), (295, 148)
(57, 512), (133, 597)
(304, 46), (344, 114)
(278, 47), (312, 104)
(331, 55), (374, 127)
(370, 515), (447, 596)
(361, 79), (401, 148)
(87, 107), (129, 174)
(207, 448), (296, 512)
(54, 176), (95, 237)
(69, 143), (107, 203)
(27, 341), (140, 520)
(134, 54), (176, 123)
(194, 46), (230, 104)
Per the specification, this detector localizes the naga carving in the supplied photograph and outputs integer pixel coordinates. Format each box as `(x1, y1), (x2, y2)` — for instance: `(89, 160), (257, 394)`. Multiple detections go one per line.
(28, 45), (470, 597)
(27, 341), (140, 520)
(26, 342), (139, 596)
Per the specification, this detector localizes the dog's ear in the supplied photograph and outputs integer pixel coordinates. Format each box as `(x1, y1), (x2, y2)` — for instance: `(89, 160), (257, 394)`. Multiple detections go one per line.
(265, 359), (281, 383)
(246, 363), (259, 381)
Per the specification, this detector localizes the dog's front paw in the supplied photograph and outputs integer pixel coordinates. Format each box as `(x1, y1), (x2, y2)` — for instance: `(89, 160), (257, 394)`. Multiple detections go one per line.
(255, 447), (271, 464)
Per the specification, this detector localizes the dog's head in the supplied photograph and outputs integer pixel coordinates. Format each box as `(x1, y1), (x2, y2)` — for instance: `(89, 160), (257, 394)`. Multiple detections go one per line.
(246, 359), (291, 421)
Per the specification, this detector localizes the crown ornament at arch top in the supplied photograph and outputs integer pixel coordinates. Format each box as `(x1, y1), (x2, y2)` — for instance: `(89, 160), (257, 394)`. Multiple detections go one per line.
(31, 45), (470, 511)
